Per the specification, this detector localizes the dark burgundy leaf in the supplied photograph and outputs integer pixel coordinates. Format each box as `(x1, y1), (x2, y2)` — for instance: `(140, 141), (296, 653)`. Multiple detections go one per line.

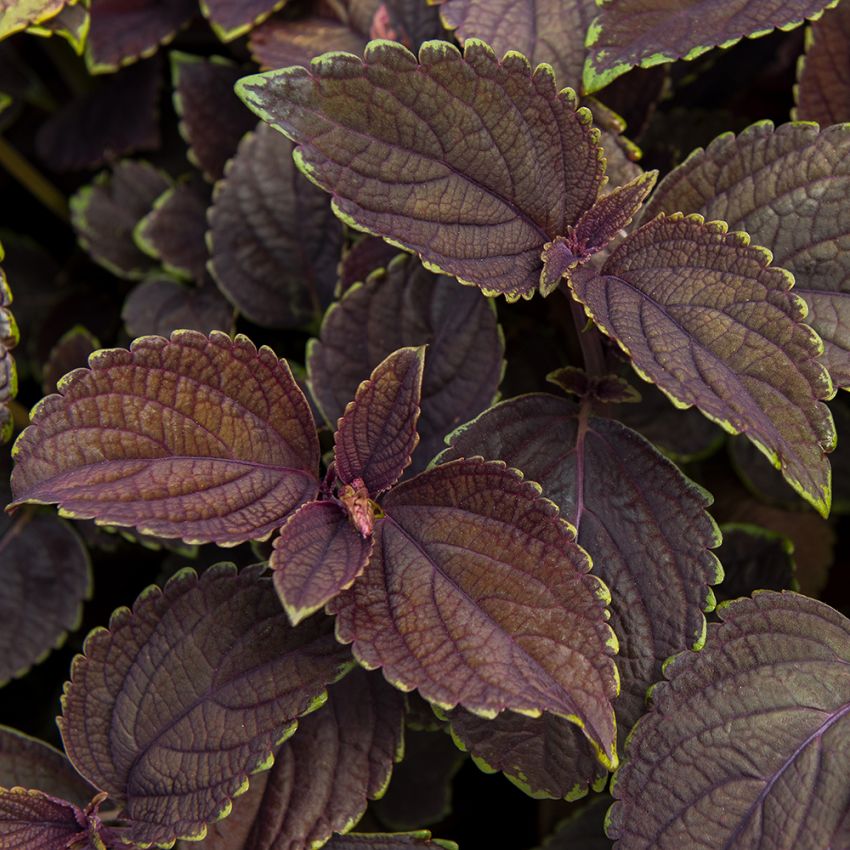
(334, 347), (425, 496)
(172, 53), (257, 182)
(583, 0), (837, 93)
(308, 255), (504, 473)
(535, 796), (611, 850)
(448, 711), (605, 800)
(0, 727), (94, 806)
(440, 393), (721, 731)
(60, 564), (352, 847)
(571, 214), (835, 515)
(201, 0), (285, 41)
(237, 40), (606, 300)
(329, 457), (619, 769)
(11, 331), (320, 545)
(381, 0), (443, 47)
(714, 523), (796, 603)
(338, 238), (400, 294)
(0, 259), (18, 444)
(0, 0), (68, 40)
(135, 178), (210, 282)
(436, 0), (596, 90)
(41, 326), (98, 395)
(86, 0), (197, 73)
(594, 66), (667, 139)
(343, 0), (383, 37)
(644, 122), (850, 393)
(209, 122), (343, 328)
(271, 500), (374, 624)
(0, 788), (88, 850)
(546, 367), (640, 405)
(249, 17), (368, 71)
(373, 729), (465, 830)
(795, 2), (850, 123)
(122, 277), (235, 338)
(608, 592), (850, 849)
(0, 511), (91, 685)
(325, 834), (456, 849)
(186, 667), (404, 850)
(36, 59), (161, 173)
(26, 2), (89, 54)
(70, 159), (171, 280)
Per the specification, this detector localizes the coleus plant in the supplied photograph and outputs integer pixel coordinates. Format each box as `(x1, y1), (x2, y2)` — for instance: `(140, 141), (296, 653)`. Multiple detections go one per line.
(1, 0), (850, 849)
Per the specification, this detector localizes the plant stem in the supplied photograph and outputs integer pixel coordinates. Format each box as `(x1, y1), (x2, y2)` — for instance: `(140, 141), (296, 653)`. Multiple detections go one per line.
(0, 136), (69, 222)
(567, 288), (606, 378)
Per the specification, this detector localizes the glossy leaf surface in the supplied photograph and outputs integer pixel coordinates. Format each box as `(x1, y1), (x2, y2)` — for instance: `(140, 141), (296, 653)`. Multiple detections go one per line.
(201, 0), (285, 41)
(0, 727), (93, 806)
(334, 347), (424, 495)
(237, 39), (606, 299)
(249, 17), (367, 71)
(0, 788), (88, 850)
(441, 393), (721, 731)
(86, 0), (196, 73)
(209, 123), (342, 328)
(122, 278), (235, 338)
(645, 122), (850, 392)
(608, 592), (850, 849)
(448, 710), (604, 800)
(172, 53), (257, 182)
(272, 500), (373, 625)
(583, 0), (838, 92)
(71, 160), (171, 280)
(308, 255), (503, 474)
(187, 668), (404, 850)
(329, 457), (619, 768)
(571, 214), (835, 515)
(0, 511), (91, 684)
(11, 331), (320, 545)
(60, 564), (352, 847)
(796, 3), (850, 123)
(436, 0), (595, 90)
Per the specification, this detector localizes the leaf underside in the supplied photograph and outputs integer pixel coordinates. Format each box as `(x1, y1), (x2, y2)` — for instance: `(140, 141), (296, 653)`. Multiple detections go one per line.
(329, 457), (619, 768)
(60, 564), (352, 847)
(571, 213), (835, 515)
(795, 3), (850, 124)
(237, 39), (606, 300)
(583, 0), (839, 92)
(608, 592), (850, 849)
(10, 331), (320, 545)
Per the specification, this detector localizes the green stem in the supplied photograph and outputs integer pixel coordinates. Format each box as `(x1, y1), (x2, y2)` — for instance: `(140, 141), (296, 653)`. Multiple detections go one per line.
(0, 136), (69, 222)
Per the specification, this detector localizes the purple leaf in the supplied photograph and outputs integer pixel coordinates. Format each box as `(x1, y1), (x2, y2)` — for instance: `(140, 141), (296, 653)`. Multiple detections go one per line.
(0, 511), (91, 685)
(380, 0), (444, 48)
(583, 0), (837, 93)
(70, 160), (171, 280)
(134, 178), (210, 282)
(249, 17), (368, 71)
(60, 564), (352, 847)
(714, 523), (796, 603)
(571, 213), (835, 515)
(440, 393), (721, 731)
(334, 347), (425, 497)
(201, 0), (286, 41)
(607, 592), (850, 849)
(209, 122), (343, 329)
(448, 711), (606, 800)
(122, 277), (235, 338)
(338, 238), (400, 295)
(236, 40), (606, 300)
(41, 326), (99, 396)
(0, 788), (91, 850)
(27, 2), (89, 53)
(86, 0), (197, 73)
(644, 121), (850, 393)
(10, 331), (320, 545)
(271, 500), (374, 624)
(329, 457), (619, 769)
(172, 53), (257, 183)
(0, 727), (94, 807)
(36, 59), (161, 173)
(0, 258), (19, 445)
(795, 3), (850, 124)
(436, 0), (597, 89)
(373, 729), (465, 830)
(308, 255), (504, 474)
(327, 835), (456, 850)
(185, 667), (404, 850)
